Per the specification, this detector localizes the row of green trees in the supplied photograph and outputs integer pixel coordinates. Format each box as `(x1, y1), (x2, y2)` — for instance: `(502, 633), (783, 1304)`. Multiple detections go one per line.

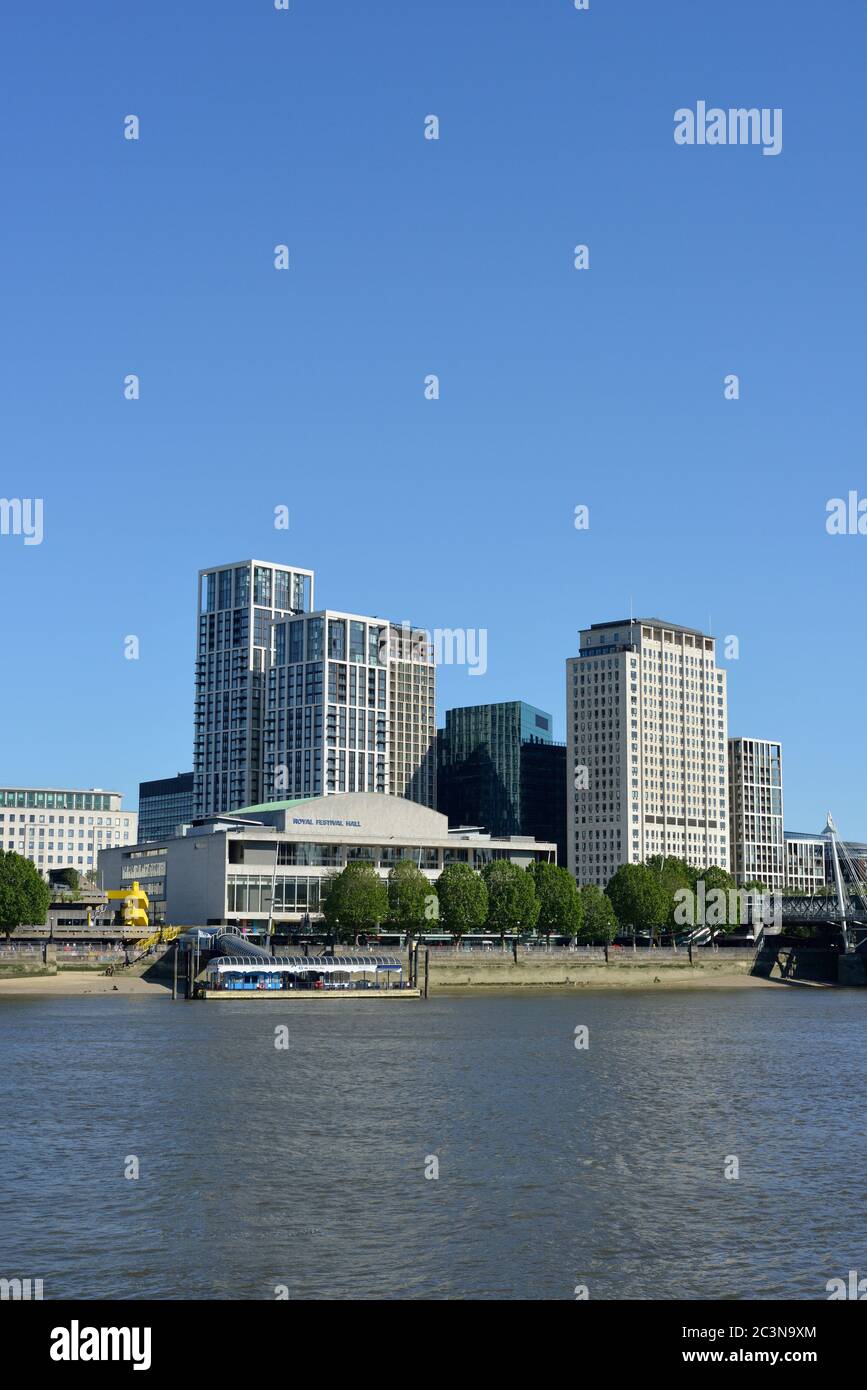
(604, 855), (767, 941)
(321, 854), (769, 944)
(322, 858), (618, 943)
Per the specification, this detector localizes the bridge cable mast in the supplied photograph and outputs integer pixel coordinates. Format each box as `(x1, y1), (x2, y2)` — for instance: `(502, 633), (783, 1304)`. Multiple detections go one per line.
(826, 813), (852, 954)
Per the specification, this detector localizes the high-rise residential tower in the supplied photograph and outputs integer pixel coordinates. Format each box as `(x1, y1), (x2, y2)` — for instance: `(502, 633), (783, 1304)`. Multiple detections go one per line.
(264, 614), (436, 805)
(194, 563), (436, 815)
(567, 618), (729, 886)
(727, 738), (784, 888)
(194, 560), (315, 818)
(266, 609), (389, 801)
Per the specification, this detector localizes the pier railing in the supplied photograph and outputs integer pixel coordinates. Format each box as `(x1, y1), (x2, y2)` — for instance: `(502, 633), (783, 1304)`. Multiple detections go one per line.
(0, 943), (127, 963)
(411, 945), (759, 963)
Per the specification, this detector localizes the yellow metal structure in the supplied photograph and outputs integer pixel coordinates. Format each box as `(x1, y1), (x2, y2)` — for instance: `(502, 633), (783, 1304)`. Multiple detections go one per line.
(135, 924), (183, 952)
(106, 880), (150, 929)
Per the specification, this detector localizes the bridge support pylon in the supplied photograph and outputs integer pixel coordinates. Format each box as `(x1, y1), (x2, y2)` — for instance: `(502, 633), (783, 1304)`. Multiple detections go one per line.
(838, 953), (867, 987)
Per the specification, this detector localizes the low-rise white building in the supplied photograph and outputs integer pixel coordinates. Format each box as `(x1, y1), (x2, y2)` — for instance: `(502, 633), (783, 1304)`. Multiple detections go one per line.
(98, 791), (555, 927)
(0, 785), (137, 879)
(784, 832), (828, 894)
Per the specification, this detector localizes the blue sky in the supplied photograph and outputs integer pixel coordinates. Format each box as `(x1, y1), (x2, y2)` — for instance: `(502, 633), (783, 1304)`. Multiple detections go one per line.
(1, 0), (865, 835)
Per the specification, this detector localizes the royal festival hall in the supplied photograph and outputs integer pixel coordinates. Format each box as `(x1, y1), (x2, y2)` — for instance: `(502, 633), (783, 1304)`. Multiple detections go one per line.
(97, 792), (556, 929)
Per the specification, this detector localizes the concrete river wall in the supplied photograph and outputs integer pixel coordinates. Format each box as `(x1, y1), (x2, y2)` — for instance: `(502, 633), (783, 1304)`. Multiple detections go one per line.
(418, 948), (758, 991)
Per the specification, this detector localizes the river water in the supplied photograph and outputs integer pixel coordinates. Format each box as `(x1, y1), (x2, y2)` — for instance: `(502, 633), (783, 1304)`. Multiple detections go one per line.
(1, 988), (863, 1300)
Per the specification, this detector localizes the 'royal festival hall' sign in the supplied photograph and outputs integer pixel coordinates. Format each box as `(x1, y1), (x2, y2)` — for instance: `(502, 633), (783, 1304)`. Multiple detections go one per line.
(290, 817), (362, 830)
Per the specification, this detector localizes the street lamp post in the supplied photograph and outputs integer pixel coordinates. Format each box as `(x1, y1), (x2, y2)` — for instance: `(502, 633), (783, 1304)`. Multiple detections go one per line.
(266, 836), (280, 947)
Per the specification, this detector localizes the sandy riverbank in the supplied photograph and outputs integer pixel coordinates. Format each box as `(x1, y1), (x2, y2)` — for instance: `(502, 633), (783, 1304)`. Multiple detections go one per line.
(0, 971), (173, 997)
(432, 972), (806, 993)
(0, 970), (829, 997)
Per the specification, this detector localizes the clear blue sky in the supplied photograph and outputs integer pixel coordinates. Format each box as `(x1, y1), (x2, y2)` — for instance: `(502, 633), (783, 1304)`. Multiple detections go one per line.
(1, 0), (865, 836)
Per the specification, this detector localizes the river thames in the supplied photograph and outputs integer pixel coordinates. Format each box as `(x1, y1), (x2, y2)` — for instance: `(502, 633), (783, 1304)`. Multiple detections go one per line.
(1, 988), (863, 1300)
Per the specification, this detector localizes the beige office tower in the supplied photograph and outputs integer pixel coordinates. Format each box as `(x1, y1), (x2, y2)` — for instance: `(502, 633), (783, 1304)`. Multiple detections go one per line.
(727, 737), (785, 889)
(387, 622), (437, 808)
(567, 619), (729, 886)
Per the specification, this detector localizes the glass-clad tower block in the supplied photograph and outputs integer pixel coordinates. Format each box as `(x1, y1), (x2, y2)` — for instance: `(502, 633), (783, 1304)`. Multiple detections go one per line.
(193, 561), (314, 817)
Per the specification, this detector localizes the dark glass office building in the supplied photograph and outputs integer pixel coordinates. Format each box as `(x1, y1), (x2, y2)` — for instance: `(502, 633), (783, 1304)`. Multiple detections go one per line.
(139, 772), (195, 842)
(437, 702), (567, 865)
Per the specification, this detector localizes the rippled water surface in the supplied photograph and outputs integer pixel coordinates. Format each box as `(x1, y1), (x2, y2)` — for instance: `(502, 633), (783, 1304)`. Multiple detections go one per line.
(1, 988), (864, 1299)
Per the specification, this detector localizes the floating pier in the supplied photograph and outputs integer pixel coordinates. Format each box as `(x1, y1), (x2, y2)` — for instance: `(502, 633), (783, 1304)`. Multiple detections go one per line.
(194, 939), (421, 999)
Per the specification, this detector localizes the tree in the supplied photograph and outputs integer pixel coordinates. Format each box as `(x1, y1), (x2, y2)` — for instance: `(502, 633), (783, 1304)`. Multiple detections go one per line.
(645, 854), (695, 887)
(698, 865), (736, 895)
(386, 859), (431, 942)
(482, 860), (540, 940)
(51, 866), (80, 898)
(693, 864), (738, 934)
(322, 862), (388, 943)
(606, 863), (670, 942)
(0, 852), (51, 941)
(645, 854), (694, 927)
(435, 863), (487, 941)
(531, 862), (583, 942)
(578, 883), (617, 943)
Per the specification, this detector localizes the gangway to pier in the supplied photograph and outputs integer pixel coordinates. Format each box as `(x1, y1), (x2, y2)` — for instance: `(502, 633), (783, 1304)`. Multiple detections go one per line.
(134, 924), (183, 954)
